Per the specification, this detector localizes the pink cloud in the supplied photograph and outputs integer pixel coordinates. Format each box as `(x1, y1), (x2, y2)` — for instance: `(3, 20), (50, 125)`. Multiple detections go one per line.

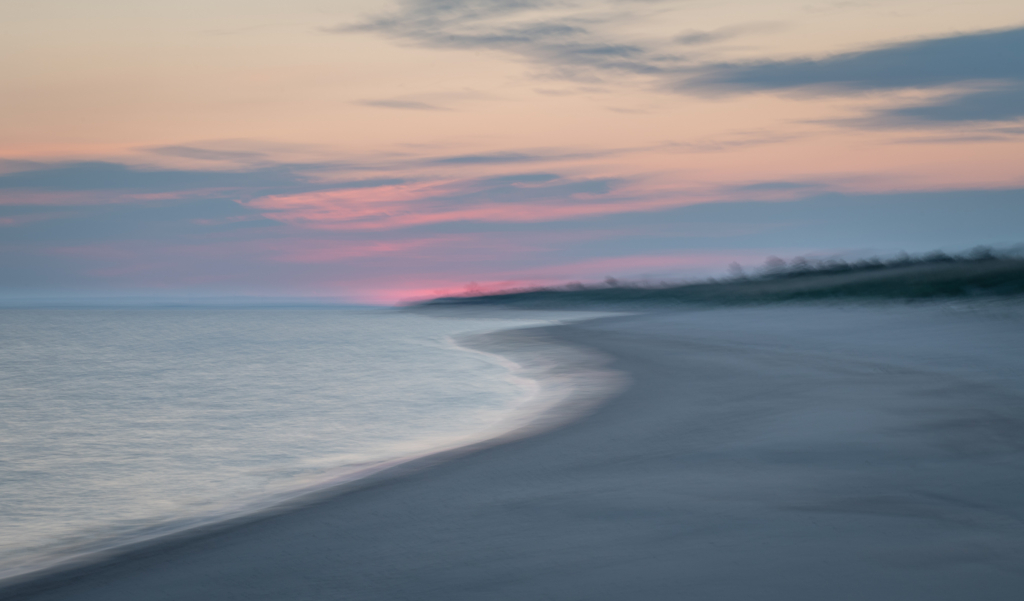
(246, 179), (710, 231)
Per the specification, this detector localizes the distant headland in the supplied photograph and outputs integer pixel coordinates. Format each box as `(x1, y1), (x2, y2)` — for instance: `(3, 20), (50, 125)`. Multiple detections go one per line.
(420, 247), (1024, 307)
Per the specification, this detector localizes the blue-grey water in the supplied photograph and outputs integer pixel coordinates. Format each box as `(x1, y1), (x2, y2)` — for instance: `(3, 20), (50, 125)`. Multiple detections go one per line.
(0, 308), (562, 580)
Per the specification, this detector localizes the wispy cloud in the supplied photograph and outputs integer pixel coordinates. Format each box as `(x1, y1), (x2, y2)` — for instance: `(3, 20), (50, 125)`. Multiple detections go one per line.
(673, 22), (785, 46)
(357, 99), (451, 110)
(682, 27), (1024, 93)
(0, 160), (401, 206)
(333, 0), (687, 82)
(338, 2), (1024, 128)
(680, 26), (1024, 126)
(892, 126), (1024, 144)
(428, 151), (540, 165)
(147, 146), (270, 163)
(244, 174), (675, 231)
(853, 84), (1024, 127)
(423, 146), (629, 166)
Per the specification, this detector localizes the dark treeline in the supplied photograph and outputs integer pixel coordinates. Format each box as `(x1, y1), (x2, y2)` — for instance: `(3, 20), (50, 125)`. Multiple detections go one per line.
(419, 247), (1024, 307)
(735, 246), (1011, 281)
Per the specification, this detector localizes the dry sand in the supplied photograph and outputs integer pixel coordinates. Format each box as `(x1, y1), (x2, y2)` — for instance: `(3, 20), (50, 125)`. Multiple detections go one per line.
(4, 303), (1024, 600)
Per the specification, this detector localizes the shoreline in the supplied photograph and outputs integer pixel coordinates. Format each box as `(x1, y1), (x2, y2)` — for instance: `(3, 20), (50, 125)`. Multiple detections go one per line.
(5, 303), (1024, 600)
(0, 313), (624, 595)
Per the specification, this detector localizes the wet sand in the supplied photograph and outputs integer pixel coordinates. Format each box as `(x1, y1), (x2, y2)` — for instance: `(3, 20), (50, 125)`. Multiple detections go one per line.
(4, 303), (1024, 600)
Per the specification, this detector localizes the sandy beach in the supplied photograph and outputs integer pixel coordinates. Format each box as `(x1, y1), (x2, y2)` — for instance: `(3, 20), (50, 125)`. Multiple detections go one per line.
(4, 303), (1024, 601)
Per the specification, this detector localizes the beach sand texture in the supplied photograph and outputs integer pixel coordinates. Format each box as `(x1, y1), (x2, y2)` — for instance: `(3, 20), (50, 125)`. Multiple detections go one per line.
(4, 304), (1024, 601)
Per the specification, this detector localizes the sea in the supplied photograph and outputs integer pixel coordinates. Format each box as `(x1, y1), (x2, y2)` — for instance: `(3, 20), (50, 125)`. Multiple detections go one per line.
(0, 307), (586, 581)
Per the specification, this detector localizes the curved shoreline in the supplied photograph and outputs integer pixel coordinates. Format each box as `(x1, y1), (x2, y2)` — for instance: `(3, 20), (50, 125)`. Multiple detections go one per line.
(5, 304), (1024, 600)
(0, 315), (625, 597)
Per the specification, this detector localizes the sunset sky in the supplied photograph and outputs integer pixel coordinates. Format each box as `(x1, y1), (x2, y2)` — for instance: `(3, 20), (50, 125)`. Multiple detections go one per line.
(2, 0), (1023, 304)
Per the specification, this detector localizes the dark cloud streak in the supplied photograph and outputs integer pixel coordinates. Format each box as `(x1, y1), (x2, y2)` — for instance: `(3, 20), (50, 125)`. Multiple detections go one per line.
(333, 0), (684, 81)
(682, 27), (1024, 93)
(870, 85), (1024, 125)
(680, 26), (1024, 125)
(0, 161), (402, 199)
(338, 2), (1024, 127)
(430, 152), (539, 165)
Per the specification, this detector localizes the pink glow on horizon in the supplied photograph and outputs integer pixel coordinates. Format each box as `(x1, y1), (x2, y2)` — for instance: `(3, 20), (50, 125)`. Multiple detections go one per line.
(351, 251), (771, 305)
(22, 231), (819, 303)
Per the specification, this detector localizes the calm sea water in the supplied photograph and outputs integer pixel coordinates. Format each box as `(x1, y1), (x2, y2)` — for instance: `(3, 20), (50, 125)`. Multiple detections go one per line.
(0, 308), (562, 580)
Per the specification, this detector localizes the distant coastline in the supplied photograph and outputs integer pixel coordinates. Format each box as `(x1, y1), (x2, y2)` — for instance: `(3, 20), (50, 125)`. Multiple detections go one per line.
(420, 248), (1024, 308)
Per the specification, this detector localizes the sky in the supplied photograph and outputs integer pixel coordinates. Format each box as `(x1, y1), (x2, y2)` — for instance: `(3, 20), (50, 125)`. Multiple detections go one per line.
(1, 0), (1023, 304)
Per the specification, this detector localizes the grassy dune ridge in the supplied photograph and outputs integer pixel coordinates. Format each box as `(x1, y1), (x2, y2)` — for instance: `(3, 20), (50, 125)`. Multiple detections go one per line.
(421, 249), (1024, 307)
